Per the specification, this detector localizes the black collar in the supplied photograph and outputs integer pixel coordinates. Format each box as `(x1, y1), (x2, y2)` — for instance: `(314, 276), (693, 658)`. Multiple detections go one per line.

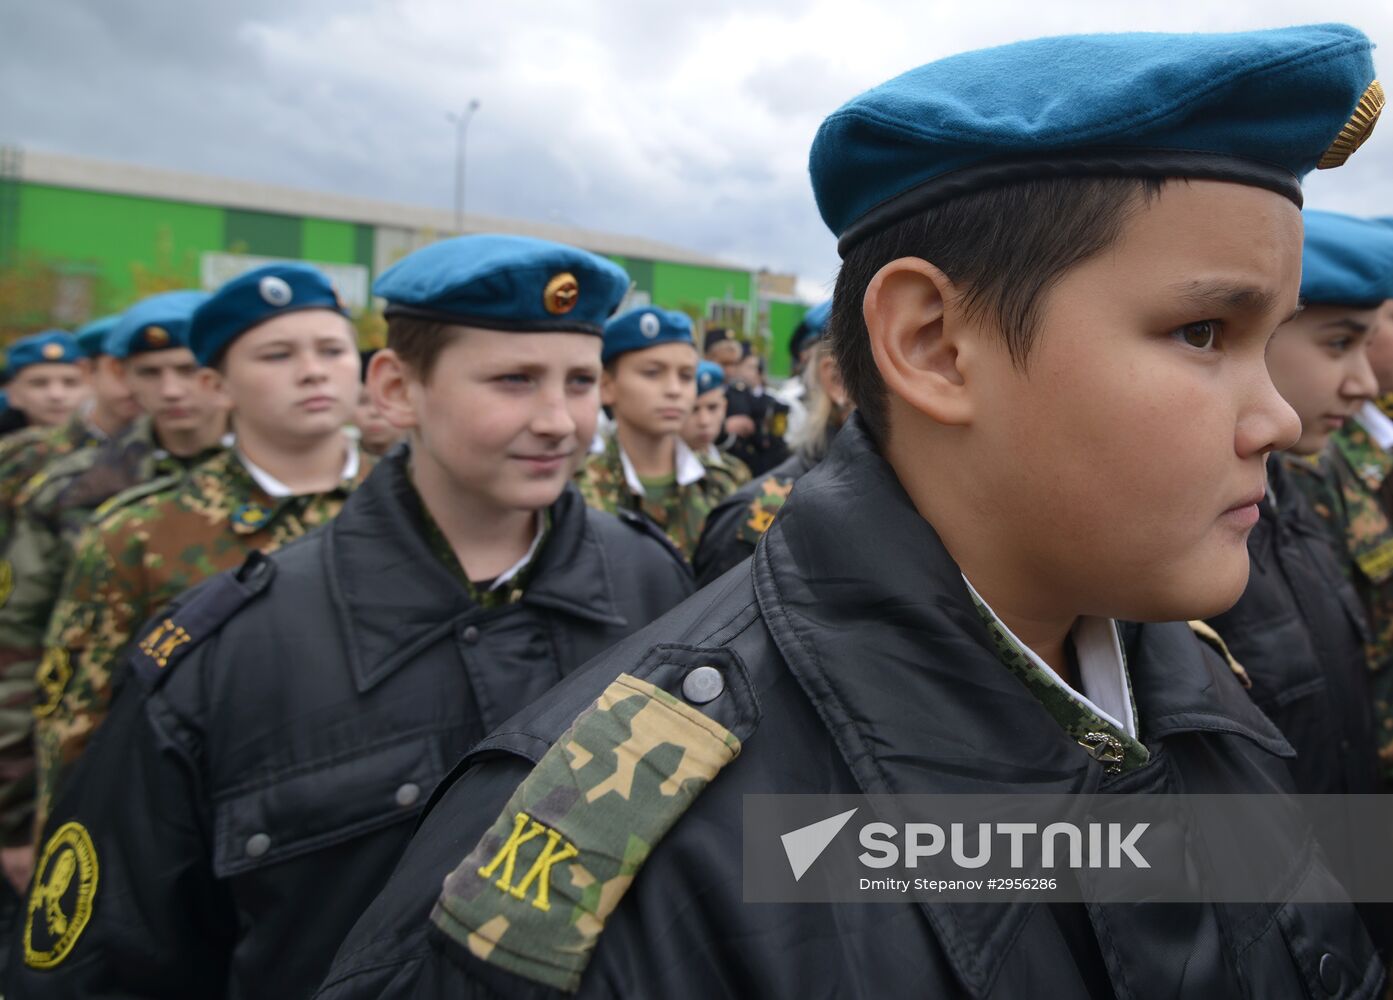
(753, 415), (1290, 996)
(328, 448), (627, 694)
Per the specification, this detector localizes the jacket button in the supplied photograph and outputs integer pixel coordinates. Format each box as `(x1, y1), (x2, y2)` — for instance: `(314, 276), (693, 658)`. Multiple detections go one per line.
(1319, 952), (1342, 994)
(395, 782), (421, 807)
(462, 626), (481, 644)
(245, 833), (271, 859)
(682, 665), (724, 704)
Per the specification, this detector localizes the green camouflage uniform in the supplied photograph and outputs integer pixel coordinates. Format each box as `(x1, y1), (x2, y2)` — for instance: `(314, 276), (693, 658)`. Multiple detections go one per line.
(968, 588), (1148, 774)
(711, 448), (751, 488)
(0, 418), (225, 845)
(576, 436), (740, 561)
(32, 446), (369, 837)
(1284, 411), (1393, 777)
(0, 416), (99, 556)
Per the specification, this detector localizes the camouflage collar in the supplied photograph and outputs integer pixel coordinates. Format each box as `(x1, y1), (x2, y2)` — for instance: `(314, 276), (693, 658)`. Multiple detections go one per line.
(192, 448), (368, 536)
(1333, 419), (1393, 492)
(608, 433), (707, 496)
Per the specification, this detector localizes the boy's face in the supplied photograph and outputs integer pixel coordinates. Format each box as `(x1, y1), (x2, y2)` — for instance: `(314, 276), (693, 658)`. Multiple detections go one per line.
(923, 181), (1303, 622)
(119, 349), (221, 435)
(215, 309), (360, 446)
(683, 388), (727, 451)
(1265, 303), (1379, 455)
(10, 363), (87, 427)
(89, 357), (141, 425)
(1363, 300), (1393, 394)
(354, 387), (403, 456)
(601, 343), (698, 437)
(383, 328), (601, 513)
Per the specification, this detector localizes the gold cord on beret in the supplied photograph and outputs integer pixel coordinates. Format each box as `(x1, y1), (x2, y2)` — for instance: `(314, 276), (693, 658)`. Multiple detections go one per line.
(1318, 80), (1384, 169)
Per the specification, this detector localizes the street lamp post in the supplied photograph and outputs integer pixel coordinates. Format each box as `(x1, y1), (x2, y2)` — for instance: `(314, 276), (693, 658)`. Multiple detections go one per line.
(448, 99), (481, 236)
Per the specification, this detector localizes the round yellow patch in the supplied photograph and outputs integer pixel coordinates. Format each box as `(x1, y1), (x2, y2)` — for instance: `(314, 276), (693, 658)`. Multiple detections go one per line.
(0, 559), (12, 609)
(41, 343), (65, 361)
(542, 272), (580, 315)
(144, 325), (170, 348)
(24, 821), (99, 969)
(34, 647), (73, 719)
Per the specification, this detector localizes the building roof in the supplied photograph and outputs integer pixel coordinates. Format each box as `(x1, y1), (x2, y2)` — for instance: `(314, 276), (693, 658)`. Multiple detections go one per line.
(17, 148), (746, 272)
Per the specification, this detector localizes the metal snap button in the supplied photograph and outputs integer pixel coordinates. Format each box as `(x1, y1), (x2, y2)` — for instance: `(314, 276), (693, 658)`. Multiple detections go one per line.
(462, 625), (480, 644)
(681, 665), (724, 704)
(1319, 952), (1343, 995)
(245, 833), (271, 859)
(395, 782), (421, 808)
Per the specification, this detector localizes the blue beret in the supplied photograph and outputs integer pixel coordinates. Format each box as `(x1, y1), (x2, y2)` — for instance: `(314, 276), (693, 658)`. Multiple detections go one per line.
(812, 25), (1382, 254)
(374, 234), (630, 335)
(696, 360), (726, 395)
(75, 315), (120, 358)
(1300, 211), (1393, 307)
(7, 331), (81, 373)
(790, 299), (832, 360)
(108, 291), (209, 360)
(191, 263), (346, 367)
(602, 307), (696, 365)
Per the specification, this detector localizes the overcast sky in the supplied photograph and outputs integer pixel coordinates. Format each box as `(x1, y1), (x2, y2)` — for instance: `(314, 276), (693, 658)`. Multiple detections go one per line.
(3, 0), (1392, 300)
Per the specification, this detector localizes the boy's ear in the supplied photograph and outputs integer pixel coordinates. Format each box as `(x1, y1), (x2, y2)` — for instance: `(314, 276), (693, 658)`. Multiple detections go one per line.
(196, 366), (224, 397)
(368, 349), (421, 431)
(864, 256), (976, 429)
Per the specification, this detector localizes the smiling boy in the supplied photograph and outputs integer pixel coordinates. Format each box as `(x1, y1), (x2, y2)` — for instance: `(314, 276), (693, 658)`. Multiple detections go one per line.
(11, 236), (693, 1000)
(314, 27), (1385, 1000)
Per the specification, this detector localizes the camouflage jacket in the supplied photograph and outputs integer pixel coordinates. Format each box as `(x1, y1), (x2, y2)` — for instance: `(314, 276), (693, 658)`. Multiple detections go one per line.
(692, 450), (815, 586)
(32, 445), (369, 837)
(1283, 418), (1393, 777)
(575, 435), (740, 561)
(0, 416), (100, 555)
(0, 420), (226, 845)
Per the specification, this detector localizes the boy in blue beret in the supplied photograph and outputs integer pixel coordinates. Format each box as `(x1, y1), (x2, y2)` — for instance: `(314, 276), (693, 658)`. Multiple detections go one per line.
(14, 236), (693, 999)
(1274, 213), (1393, 785)
(680, 360), (750, 486)
(71, 315), (141, 447)
(314, 25), (1388, 1000)
(578, 307), (743, 559)
(27, 265), (363, 843)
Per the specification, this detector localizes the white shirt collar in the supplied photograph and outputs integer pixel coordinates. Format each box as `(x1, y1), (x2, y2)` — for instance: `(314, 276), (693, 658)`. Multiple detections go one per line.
(487, 512), (547, 591)
(617, 437), (706, 496)
(1355, 401), (1393, 452)
(237, 440), (360, 498)
(961, 575), (1137, 738)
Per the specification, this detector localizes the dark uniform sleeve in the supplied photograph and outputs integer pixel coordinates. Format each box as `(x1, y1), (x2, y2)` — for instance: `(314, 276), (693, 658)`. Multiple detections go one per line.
(9, 659), (234, 998)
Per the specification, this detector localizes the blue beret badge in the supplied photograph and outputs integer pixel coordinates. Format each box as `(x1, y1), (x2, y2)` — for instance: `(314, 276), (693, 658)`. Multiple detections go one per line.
(543, 273), (579, 315)
(639, 313), (661, 339)
(1319, 81), (1385, 169)
(42, 343), (64, 361)
(259, 276), (293, 307)
(145, 326), (170, 348)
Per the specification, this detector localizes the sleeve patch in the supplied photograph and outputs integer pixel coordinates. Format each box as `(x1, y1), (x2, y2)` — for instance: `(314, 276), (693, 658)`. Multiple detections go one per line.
(430, 671), (741, 992)
(24, 821), (99, 969)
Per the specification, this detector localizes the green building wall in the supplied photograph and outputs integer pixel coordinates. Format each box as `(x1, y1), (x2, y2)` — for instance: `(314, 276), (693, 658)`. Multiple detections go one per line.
(5, 181), (791, 358)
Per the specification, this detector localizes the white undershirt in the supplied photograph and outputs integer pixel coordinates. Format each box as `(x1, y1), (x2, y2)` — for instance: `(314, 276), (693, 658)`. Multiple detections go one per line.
(487, 512), (547, 591)
(237, 441), (360, 499)
(962, 576), (1137, 738)
(1355, 401), (1393, 453)
(618, 437), (706, 497)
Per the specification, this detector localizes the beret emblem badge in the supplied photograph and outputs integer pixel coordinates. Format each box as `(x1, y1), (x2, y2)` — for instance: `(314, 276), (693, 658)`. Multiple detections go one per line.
(1319, 79), (1385, 169)
(543, 273), (580, 315)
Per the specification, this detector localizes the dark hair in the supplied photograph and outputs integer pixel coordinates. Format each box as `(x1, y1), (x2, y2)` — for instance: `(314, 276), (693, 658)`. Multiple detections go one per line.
(385, 316), (467, 383)
(831, 176), (1165, 443)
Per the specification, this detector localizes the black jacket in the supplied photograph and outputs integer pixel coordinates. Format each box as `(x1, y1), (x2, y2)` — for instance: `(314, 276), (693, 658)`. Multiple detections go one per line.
(9, 448), (693, 1000)
(315, 419), (1380, 1000)
(1207, 455), (1380, 795)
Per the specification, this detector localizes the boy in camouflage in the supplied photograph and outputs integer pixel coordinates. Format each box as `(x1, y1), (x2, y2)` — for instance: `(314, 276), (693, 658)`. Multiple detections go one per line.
(0, 293), (229, 870)
(680, 360), (750, 485)
(31, 263), (365, 836)
(577, 307), (740, 560)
